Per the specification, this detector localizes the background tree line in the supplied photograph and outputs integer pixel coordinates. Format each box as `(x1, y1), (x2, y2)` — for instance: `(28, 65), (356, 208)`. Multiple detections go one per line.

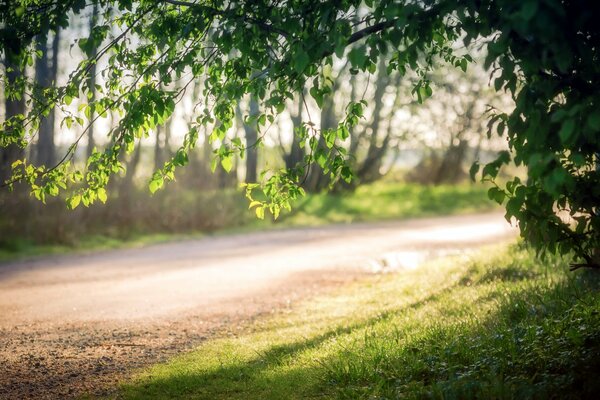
(1, 2), (507, 247)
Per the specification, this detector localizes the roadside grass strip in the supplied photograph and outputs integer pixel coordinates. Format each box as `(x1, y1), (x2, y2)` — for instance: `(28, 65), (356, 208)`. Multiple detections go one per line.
(283, 182), (495, 226)
(119, 243), (600, 399)
(1, 182), (495, 262)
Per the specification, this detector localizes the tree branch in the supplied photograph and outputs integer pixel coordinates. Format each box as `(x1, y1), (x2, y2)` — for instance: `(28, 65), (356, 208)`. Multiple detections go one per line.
(346, 19), (398, 47)
(162, 0), (290, 38)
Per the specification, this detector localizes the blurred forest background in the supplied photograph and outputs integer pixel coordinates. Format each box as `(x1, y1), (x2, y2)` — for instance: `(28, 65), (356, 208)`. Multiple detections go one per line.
(0, 8), (515, 253)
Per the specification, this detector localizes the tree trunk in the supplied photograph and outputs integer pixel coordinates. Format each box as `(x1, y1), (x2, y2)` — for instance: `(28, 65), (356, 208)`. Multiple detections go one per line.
(434, 139), (468, 184)
(244, 97), (259, 183)
(356, 57), (389, 182)
(1, 59), (25, 183)
(284, 93), (306, 170)
(121, 141), (143, 189)
(35, 30), (60, 167)
(433, 101), (475, 184)
(347, 73), (361, 157)
(304, 93), (336, 192)
(87, 3), (100, 158)
(154, 125), (164, 172)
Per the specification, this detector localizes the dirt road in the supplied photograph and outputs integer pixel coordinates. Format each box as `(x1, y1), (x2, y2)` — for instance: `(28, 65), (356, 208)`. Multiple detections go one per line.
(0, 212), (516, 399)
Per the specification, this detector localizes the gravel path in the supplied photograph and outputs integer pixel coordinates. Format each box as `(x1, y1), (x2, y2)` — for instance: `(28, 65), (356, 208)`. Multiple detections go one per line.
(0, 212), (516, 399)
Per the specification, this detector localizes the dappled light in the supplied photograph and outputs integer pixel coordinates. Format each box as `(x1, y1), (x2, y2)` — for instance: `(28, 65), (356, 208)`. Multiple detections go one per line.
(2, 0), (599, 398)
(120, 246), (600, 399)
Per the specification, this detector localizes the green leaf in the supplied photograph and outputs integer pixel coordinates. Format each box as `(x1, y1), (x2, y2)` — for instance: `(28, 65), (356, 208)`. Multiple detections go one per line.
(248, 200), (262, 209)
(149, 174), (164, 194)
(67, 194), (81, 210)
(469, 161), (480, 181)
(519, 1), (538, 21)
(334, 41), (346, 58)
(97, 187), (107, 203)
(340, 166), (352, 183)
(78, 38), (88, 52)
(293, 49), (310, 73)
(255, 206), (265, 219)
(482, 163), (500, 179)
(258, 114), (267, 127)
(559, 119), (576, 144)
(221, 155), (233, 173)
(348, 47), (367, 69)
(173, 150), (188, 166)
(487, 187), (505, 204)
(315, 149), (328, 168)
(586, 113), (600, 130)
(48, 184), (59, 196)
(309, 86), (323, 108)
(417, 85), (432, 103)
(494, 77), (503, 91)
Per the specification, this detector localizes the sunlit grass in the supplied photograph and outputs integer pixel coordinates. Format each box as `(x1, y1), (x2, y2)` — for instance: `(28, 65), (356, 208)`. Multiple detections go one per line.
(118, 244), (600, 399)
(283, 182), (495, 225)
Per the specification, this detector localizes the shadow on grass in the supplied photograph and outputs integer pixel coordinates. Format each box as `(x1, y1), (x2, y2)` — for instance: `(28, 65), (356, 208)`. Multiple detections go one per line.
(121, 253), (600, 400)
(120, 280), (465, 400)
(330, 267), (600, 400)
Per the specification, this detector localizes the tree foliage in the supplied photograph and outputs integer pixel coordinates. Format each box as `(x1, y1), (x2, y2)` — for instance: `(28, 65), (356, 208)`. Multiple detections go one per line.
(1, 0), (599, 268)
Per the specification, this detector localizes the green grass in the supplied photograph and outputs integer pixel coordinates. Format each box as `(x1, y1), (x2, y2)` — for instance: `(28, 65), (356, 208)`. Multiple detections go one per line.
(0, 232), (207, 262)
(281, 182), (496, 225)
(0, 182), (495, 262)
(118, 244), (600, 400)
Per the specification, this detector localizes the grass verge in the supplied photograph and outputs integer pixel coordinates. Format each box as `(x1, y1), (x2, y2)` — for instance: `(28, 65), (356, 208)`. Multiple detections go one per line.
(1, 182), (495, 261)
(281, 182), (495, 226)
(118, 243), (600, 400)
(0, 232), (207, 262)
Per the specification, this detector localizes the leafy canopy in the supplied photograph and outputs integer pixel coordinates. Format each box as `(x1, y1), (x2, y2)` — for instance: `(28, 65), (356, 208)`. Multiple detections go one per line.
(1, 0), (599, 268)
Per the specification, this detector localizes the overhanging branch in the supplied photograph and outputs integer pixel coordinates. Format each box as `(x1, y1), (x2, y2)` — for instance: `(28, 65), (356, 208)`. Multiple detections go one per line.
(162, 0), (290, 38)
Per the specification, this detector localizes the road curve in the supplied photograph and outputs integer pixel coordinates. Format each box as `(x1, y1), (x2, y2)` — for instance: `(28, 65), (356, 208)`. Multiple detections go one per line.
(0, 212), (516, 398)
